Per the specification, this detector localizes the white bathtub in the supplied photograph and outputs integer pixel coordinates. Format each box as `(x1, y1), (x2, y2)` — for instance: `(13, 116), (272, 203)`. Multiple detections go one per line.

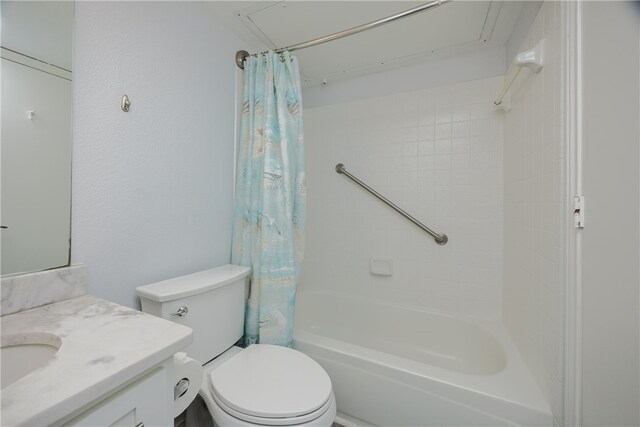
(293, 290), (552, 426)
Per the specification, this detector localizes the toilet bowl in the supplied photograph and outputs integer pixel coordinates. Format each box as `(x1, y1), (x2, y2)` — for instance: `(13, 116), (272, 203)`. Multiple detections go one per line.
(199, 345), (336, 426)
(136, 265), (336, 427)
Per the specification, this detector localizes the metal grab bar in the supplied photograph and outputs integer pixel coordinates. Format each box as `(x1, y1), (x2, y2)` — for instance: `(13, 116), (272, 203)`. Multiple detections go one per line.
(335, 163), (448, 246)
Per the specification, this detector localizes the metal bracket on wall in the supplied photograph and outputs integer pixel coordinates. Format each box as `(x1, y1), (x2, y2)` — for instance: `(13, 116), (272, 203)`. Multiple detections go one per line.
(573, 196), (585, 228)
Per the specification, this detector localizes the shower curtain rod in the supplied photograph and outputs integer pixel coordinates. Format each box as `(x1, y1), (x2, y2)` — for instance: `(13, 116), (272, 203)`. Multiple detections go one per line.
(235, 0), (452, 69)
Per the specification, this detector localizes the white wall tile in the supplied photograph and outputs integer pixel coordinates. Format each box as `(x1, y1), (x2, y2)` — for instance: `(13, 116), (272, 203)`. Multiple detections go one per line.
(302, 77), (504, 321)
(503, 2), (565, 424)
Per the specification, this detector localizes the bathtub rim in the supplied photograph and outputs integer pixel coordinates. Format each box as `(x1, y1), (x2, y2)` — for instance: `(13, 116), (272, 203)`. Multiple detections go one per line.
(293, 289), (552, 424)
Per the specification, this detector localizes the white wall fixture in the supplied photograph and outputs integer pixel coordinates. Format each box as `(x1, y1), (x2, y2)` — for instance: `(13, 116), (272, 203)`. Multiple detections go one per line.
(493, 39), (545, 111)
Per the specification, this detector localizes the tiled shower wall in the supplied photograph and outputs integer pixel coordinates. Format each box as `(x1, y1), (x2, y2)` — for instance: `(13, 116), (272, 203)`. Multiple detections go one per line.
(302, 77), (504, 320)
(503, 1), (566, 424)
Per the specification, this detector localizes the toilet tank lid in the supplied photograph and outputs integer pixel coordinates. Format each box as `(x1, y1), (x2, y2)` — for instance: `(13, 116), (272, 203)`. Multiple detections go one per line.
(136, 265), (251, 302)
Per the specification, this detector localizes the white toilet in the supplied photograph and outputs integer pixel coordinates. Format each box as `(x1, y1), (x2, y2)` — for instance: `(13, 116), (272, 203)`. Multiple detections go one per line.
(136, 265), (336, 427)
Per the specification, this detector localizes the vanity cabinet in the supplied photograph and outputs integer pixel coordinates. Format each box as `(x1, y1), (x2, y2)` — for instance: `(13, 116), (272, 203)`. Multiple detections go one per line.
(1, 294), (191, 426)
(64, 364), (173, 427)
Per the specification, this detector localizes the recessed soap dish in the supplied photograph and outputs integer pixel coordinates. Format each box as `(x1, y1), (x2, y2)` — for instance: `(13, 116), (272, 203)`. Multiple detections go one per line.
(370, 256), (393, 276)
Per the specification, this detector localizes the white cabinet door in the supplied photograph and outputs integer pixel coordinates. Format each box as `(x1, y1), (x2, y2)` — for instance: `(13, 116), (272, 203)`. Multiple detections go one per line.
(65, 367), (173, 427)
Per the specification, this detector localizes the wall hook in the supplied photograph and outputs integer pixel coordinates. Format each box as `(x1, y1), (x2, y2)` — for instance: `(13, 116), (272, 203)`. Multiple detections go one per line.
(121, 95), (131, 112)
(26, 110), (35, 120)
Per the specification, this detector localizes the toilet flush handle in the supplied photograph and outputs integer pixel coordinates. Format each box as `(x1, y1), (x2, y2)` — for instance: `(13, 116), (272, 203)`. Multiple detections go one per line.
(170, 306), (189, 317)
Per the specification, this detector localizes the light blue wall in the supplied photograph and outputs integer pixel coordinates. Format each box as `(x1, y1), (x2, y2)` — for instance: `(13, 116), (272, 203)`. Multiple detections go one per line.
(72, 2), (245, 308)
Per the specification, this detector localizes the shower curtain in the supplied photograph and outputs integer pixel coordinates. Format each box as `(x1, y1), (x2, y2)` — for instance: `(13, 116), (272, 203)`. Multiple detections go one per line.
(231, 51), (306, 347)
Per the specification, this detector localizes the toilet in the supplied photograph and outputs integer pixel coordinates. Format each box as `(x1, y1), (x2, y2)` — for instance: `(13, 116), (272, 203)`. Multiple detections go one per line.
(136, 265), (336, 427)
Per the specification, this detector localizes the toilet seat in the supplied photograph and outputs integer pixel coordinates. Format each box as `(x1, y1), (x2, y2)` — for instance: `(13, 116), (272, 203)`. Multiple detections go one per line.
(208, 344), (334, 426)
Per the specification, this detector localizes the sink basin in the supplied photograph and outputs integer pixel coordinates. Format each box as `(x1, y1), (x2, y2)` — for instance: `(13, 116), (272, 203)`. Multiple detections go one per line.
(1, 332), (61, 389)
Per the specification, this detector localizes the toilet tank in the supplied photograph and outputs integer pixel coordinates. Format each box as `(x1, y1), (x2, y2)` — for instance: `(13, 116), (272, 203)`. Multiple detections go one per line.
(136, 265), (250, 364)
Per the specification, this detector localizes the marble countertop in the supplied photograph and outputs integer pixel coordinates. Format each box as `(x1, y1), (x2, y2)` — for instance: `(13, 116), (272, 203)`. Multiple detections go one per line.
(1, 295), (193, 426)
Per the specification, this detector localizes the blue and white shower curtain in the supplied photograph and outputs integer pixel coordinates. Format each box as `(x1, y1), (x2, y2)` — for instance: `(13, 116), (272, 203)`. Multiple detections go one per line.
(231, 51), (306, 347)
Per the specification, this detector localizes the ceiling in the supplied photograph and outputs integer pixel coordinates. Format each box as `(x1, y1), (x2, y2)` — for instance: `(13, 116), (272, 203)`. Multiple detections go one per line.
(206, 1), (528, 87)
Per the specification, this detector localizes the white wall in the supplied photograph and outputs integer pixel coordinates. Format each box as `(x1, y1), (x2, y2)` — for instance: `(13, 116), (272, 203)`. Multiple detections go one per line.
(504, 1), (543, 66)
(302, 76), (504, 320)
(581, 2), (640, 425)
(302, 47), (505, 109)
(502, 2), (565, 424)
(0, 1), (74, 70)
(71, 2), (246, 308)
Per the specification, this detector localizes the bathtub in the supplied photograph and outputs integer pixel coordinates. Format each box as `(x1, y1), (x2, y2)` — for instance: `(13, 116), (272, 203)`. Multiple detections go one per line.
(293, 290), (552, 426)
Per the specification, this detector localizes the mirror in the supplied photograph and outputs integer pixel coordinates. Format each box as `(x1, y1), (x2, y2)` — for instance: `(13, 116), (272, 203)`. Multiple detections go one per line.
(1, 1), (74, 276)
